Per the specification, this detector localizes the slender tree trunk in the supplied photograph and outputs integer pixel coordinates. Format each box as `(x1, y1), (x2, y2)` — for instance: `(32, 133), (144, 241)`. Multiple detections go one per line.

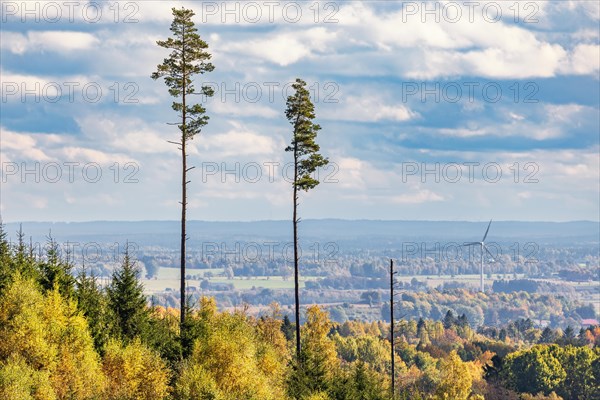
(390, 259), (395, 399)
(181, 138), (186, 329)
(293, 139), (301, 358)
(180, 37), (187, 333)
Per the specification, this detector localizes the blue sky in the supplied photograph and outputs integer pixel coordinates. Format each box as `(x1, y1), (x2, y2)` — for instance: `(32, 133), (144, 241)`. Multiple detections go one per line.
(1, 1), (599, 222)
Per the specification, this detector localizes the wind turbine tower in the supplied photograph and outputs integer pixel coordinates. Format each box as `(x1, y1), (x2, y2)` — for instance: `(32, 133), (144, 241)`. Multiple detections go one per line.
(464, 220), (494, 292)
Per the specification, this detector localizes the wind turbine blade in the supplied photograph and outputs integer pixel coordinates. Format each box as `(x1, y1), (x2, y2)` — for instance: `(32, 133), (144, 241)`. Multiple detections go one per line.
(463, 242), (479, 246)
(484, 245), (495, 261)
(482, 219), (492, 242)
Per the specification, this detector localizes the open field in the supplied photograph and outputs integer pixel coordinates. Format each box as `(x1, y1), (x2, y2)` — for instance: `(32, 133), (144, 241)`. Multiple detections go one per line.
(142, 269), (599, 317)
(142, 267), (322, 293)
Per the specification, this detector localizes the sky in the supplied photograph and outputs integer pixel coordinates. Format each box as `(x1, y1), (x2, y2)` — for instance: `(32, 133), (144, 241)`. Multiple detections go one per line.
(1, 0), (599, 222)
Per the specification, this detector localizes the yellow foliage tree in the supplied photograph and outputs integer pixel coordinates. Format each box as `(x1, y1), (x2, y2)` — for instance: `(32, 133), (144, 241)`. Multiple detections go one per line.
(302, 305), (339, 375)
(433, 351), (473, 400)
(0, 277), (105, 399)
(102, 339), (170, 400)
(288, 305), (340, 398)
(0, 355), (56, 400)
(304, 392), (331, 400)
(0, 276), (55, 370)
(44, 289), (106, 399)
(173, 362), (223, 400)
(178, 299), (288, 400)
(256, 303), (289, 356)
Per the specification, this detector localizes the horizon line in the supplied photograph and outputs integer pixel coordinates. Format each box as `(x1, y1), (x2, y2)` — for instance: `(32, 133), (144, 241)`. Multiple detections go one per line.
(3, 218), (599, 224)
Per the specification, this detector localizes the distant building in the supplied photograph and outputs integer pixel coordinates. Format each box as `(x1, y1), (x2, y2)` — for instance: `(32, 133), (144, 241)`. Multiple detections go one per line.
(582, 319), (599, 327)
(578, 261), (590, 268)
(537, 320), (551, 328)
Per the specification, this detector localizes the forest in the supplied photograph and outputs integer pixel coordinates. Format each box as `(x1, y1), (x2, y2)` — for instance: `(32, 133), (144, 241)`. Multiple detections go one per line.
(1, 226), (599, 400)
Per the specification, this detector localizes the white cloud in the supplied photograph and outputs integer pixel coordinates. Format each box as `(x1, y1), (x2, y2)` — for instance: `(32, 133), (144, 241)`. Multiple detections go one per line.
(332, 157), (367, 190)
(438, 124), (564, 141)
(29, 195), (49, 209)
(0, 71), (153, 105)
(550, 1), (600, 20)
(299, 2), (596, 79)
(460, 44), (566, 79)
(1, 31), (99, 54)
(222, 27), (337, 66)
(438, 127), (489, 138)
(0, 129), (54, 161)
(559, 44), (600, 75)
(318, 155), (446, 205)
(1, 126), (134, 167)
(75, 115), (176, 155)
(544, 103), (586, 123)
(509, 112), (525, 121)
(210, 100), (278, 119)
(436, 103), (594, 140)
(406, 147), (600, 190)
(322, 94), (418, 122)
(572, 29), (600, 42)
(1, 1), (598, 222)
(64, 193), (119, 206)
(57, 147), (131, 165)
(391, 190), (445, 204)
(199, 122), (281, 158)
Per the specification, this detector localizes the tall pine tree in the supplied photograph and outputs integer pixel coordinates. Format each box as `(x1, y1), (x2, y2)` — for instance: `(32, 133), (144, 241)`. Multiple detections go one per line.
(285, 78), (329, 358)
(151, 7), (215, 336)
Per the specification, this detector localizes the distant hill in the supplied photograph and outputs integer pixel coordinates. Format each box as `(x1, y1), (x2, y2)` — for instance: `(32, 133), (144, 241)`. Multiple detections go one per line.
(4, 220), (599, 248)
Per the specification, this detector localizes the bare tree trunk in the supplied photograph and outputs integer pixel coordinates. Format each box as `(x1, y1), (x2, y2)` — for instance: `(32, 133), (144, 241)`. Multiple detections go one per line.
(180, 138), (186, 330)
(180, 44), (187, 333)
(390, 259), (395, 398)
(293, 140), (301, 358)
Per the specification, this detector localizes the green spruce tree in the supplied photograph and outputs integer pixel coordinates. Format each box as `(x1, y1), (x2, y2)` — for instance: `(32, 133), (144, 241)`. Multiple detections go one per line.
(14, 225), (38, 282)
(39, 232), (74, 297)
(282, 314), (295, 342)
(75, 264), (109, 352)
(107, 244), (148, 342)
(0, 223), (12, 294)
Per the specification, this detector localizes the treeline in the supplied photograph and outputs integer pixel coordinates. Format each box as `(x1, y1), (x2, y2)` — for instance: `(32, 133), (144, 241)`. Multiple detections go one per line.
(154, 283), (594, 329)
(130, 243), (599, 281)
(390, 289), (590, 328)
(557, 268), (597, 282)
(478, 318), (600, 347)
(492, 279), (576, 295)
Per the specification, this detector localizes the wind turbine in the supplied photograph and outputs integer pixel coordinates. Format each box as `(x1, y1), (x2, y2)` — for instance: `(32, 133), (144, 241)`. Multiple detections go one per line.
(464, 220), (494, 292)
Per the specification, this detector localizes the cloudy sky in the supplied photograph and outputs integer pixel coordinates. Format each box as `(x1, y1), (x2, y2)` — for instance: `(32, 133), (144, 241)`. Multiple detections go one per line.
(1, 0), (599, 222)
